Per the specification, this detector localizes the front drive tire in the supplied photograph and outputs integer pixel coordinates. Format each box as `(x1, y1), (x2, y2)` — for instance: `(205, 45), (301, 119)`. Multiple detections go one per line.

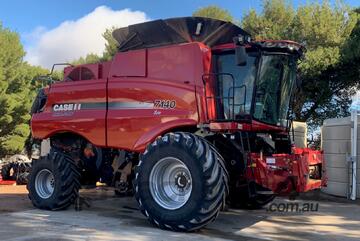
(134, 132), (228, 231)
(27, 149), (81, 210)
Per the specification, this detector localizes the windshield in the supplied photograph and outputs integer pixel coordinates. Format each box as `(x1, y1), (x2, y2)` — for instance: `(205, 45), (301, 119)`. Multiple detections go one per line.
(253, 54), (296, 126)
(214, 51), (257, 119)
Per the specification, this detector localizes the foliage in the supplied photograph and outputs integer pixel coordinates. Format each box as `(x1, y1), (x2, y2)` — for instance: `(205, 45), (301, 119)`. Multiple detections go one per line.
(241, 0), (359, 130)
(342, 8), (360, 63)
(242, 0), (295, 40)
(0, 23), (48, 157)
(102, 27), (119, 61)
(71, 53), (102, 65)
(193, 5), (235, 22)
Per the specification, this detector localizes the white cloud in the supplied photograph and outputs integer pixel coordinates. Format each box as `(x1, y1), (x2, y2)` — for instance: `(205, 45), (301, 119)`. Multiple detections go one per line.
(25, 6), (148, 68)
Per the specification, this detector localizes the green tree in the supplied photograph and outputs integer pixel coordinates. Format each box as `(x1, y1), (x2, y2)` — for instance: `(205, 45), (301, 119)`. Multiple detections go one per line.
(0, 23), (47, 157)
(342, 8), (360, 62)
(71, 53), (102, 65)
(102, 27), (119, 61)
(193, 5), (235, 22)
(242, 0), (295, 40)
(242, 0), (359, 130)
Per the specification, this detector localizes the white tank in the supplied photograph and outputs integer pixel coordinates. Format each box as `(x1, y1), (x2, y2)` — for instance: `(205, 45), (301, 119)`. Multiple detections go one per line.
(321, 117), (360, 198)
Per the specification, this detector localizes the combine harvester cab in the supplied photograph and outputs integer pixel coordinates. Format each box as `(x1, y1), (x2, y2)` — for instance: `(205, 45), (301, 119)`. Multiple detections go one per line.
(29, 17), (325, 231)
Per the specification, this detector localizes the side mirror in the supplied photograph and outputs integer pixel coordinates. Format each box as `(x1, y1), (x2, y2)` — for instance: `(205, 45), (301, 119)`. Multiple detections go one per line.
(235, 46), (247, 66)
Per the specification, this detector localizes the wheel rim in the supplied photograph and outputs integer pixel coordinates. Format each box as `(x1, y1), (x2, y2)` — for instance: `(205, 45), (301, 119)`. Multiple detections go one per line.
(35, 169), (55, 199)
(149, 157), (192, 210)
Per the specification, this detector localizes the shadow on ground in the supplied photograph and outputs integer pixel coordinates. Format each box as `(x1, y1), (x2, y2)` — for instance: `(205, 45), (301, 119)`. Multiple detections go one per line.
(0, 186), (359, 241)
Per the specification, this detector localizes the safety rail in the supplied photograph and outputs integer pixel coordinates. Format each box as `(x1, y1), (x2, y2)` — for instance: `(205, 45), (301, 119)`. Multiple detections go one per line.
(202, 73), (247, 122)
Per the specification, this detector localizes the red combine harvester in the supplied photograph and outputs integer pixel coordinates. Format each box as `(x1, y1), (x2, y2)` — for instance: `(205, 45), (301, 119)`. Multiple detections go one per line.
(28, 17), (325, 231)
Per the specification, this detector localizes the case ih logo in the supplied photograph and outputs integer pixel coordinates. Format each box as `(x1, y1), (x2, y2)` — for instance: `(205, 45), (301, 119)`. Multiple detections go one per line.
(53, 103), (81, 112)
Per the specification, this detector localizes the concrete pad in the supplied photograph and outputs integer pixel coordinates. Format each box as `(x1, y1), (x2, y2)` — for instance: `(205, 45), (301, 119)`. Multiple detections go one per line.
(0, 187), (360, 241)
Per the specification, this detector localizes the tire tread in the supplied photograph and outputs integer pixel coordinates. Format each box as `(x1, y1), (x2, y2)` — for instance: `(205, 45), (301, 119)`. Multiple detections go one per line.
(27, 149), (81, 210)
(134, 132), (228, 231)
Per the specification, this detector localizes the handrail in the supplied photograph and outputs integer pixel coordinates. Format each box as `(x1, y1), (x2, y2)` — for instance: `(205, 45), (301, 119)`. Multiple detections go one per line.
(202, 73), (248, 122)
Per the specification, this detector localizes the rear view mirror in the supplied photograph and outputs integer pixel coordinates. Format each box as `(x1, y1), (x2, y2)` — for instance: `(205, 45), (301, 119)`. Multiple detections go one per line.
(235, 46), (247, 66)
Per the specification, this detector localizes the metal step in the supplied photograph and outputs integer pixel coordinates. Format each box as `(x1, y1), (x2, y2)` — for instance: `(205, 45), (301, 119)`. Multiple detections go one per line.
(256, 191), (274, 195)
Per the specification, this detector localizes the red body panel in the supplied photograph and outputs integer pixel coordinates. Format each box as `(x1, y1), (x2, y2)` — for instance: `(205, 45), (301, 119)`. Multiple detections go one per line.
(31, 78), (107, 147)
(107, 78), (198, 151)
(110, 49), (146, 77)
(246, 148), (325, 195)
(31, 43), (206, 150)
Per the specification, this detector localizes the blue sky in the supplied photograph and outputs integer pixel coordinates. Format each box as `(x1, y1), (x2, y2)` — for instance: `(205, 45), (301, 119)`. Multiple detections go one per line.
(1, 0), (358, 33)
(0, 0), (358, 68)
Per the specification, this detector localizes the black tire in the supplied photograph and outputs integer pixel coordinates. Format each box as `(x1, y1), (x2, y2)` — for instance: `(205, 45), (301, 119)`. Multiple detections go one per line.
(15, 163), (32, 185)
(248, 194), (275, 209)
(229, 184), (275, 209)
(134, 132), (228, 231)
(1, 163), (14, 180)
(27, 149), (81, 210)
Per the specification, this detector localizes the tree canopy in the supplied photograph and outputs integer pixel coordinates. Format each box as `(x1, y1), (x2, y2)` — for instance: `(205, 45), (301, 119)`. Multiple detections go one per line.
(0, 23), (48, 157)
(206, 0), (359, 131)
(193, 5), (235, 22)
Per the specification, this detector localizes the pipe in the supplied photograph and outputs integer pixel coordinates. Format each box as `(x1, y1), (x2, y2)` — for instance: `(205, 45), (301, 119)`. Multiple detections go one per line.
(350, 110), (358, 200)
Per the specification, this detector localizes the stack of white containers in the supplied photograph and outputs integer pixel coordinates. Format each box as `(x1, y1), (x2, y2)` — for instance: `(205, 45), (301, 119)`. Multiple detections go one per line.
(321, 117), (360, 198)
(292, 121), (307, 148)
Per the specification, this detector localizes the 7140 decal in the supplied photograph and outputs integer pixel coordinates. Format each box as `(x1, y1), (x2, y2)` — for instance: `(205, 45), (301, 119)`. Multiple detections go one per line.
(154, 100), (176, 109)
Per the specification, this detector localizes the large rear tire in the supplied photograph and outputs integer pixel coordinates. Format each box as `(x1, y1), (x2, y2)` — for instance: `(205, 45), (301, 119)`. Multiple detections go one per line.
(134, 132), (228, 231)
(27, 149), (81, 210)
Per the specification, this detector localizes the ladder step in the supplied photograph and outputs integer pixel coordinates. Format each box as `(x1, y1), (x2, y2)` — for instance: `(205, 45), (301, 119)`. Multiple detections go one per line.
(256, 191), (274, 195)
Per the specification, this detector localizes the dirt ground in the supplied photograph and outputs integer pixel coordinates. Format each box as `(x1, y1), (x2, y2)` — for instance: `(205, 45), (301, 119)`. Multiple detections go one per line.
(0, 185), (359, 241)
(0, 185), (32, 213)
